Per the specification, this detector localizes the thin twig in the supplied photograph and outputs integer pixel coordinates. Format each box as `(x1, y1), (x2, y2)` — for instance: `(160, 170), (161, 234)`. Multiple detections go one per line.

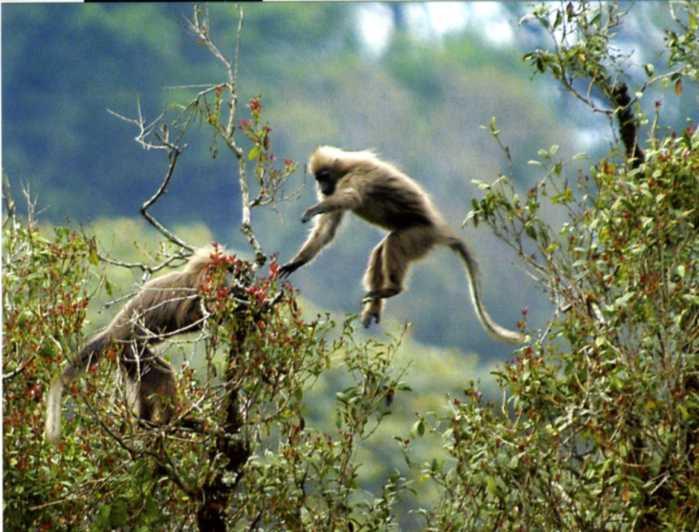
(3, 353), (37, 381)
(109, 100), (193, 253)
(188, 5), (265, 265)
(2, 174), (17, 222)
(29, 468), (123, 511)
(140, 146), (194, 252)
(107, 102), (166, 152)
(21, 184), (39, 226)
(98, 251), (189, 275)
(228, 7), (244, 139)
(157, 435), (199, 497)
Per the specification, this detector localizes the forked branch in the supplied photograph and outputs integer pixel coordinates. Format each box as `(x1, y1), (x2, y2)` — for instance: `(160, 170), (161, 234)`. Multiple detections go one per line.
(188, 5), (266, 265)
(108, 101), (194, 255)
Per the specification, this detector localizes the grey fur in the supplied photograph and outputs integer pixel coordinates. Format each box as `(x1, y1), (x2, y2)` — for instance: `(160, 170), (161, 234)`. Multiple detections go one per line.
(280, 146), (526, 343)
(44, 248), (215, 443)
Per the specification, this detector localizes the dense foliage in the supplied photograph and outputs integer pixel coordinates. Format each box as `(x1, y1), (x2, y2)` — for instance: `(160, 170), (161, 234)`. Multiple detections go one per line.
(3, 2), (697, 530)
(2, 217), (413, 530)
(409, 2), (699, 528)
(415, 122), (698, 530)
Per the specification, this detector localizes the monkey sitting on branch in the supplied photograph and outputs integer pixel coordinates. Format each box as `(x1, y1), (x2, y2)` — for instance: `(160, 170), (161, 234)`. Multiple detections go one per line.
(279, 146), (526, 344)
(44, 246), (244, 443)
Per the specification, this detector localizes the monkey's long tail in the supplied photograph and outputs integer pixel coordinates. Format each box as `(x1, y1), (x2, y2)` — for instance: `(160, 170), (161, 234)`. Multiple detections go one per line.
(449, 239), (527, 344)
(45, 333), (110, 443)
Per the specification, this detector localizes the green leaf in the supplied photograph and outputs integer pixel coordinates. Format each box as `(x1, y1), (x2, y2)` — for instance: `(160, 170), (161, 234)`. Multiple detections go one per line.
(94, 505), (111, 529)
(104, 278), (114, 298)
(508, 455), (520, 469)
(486, 476), (498, 496)
(412, 419), (425, 437)
(553, 9), (562, 30)
(248, 145), (261, 161)
(614, 292), (634, 308)
(88, 246), (99, 266)
(676, 264), (686, 279)
(463, 210), (477, 227)
(110, 498), (129, 527)
(524, 223), (537, 239)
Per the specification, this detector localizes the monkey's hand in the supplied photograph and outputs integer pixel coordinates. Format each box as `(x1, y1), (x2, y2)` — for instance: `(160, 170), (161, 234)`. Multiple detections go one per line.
(301, 206), (322, 224)
(279, 261), (302, 279)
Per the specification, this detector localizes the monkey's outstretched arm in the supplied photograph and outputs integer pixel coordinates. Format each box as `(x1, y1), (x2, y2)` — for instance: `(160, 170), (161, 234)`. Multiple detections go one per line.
(300, 189), (361, 223)
(279, 211), (344, 278)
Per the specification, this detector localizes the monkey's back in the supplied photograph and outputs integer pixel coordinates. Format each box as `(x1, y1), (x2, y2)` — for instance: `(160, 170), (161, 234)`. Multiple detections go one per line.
(109, 270), (204, 343)
(352, 165), (441, 231)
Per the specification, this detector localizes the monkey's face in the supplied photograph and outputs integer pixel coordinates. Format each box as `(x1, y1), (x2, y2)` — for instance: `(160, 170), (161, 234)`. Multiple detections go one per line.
(315, 168), (338, 196)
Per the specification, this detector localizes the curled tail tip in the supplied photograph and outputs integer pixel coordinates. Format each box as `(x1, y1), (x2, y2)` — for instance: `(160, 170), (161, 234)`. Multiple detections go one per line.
(485, 323), (528, 344)
(504, 330), (529, 344)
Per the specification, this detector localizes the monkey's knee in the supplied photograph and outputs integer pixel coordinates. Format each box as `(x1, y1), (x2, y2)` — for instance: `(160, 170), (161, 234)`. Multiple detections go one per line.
(139, 390), (175, 425)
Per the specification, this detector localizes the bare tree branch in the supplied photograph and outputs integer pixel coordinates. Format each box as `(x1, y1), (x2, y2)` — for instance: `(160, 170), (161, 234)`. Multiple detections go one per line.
(109, 99), (193, 254)
(139, 146), (193, 252)
(3, 352), (37, 381)
(2, 174), (17, 222)
(188, 5), (266, 266)
(98, 251), (190, 276)
(108, 99), (166, 152)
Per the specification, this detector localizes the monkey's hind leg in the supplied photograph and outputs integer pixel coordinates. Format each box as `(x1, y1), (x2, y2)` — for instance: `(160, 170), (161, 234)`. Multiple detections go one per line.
(123, 348), (177, 427)
(363, 227), (435, 303)
(361, 240), (386, 328)
(138, 356), (178, 426)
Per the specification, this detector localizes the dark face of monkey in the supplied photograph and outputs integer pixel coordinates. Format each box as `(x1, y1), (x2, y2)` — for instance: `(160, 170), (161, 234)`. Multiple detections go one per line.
(315, 168), (339, 196)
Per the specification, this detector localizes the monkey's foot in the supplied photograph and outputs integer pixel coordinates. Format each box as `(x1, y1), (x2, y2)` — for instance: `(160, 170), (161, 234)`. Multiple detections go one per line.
(361, 297), (383, 328)
(361, 308), (381, 328)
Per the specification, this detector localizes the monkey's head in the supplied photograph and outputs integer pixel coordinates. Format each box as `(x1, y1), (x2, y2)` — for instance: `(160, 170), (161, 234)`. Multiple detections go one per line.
(308, 146), (343, 196)
(309, 145), (378, 196)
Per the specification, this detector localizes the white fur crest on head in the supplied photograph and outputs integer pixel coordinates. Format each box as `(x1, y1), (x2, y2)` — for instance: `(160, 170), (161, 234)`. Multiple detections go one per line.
(309, 146), (379, 173)
(185, 245), (226, 274)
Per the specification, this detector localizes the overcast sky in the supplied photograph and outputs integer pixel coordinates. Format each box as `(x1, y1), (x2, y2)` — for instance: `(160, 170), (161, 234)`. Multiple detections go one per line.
(356, 2), (515, 56)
